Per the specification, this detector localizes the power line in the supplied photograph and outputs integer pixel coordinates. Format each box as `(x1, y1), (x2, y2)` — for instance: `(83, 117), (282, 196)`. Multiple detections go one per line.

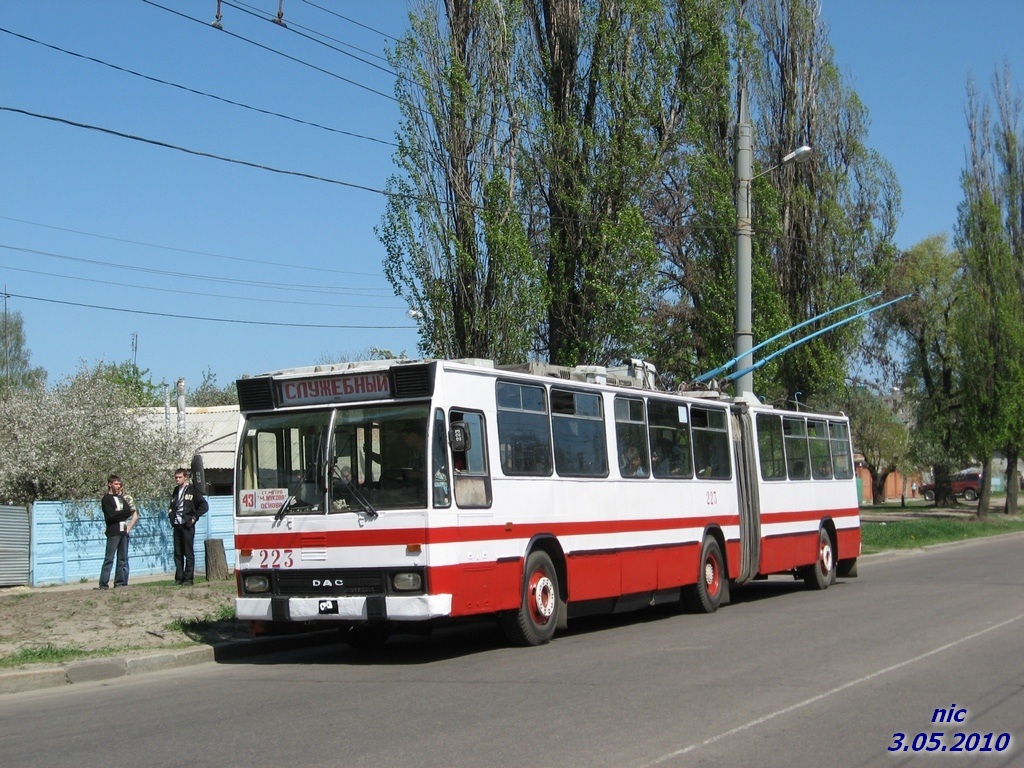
(4, 291), (411, 329)
(226, 0), (396, 75)
(0, 243), (391, 297)
(0, 106), (405, 200)
(0, 26), (397, 150)
(139, 0), (398, 104)
(0, 214), (386, 279)
(300, 0), (402, 44)
(0, 262), (401, 311)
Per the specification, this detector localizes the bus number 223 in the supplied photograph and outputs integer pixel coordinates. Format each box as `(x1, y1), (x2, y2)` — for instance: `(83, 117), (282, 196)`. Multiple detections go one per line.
(257, 549), (294, 568)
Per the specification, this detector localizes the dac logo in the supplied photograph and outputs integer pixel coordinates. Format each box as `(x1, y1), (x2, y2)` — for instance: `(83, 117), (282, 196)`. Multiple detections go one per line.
(312, 579), (343, 587)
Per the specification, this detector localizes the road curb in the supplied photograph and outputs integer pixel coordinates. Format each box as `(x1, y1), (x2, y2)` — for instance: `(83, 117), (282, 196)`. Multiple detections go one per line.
(0, 630), (339, 696)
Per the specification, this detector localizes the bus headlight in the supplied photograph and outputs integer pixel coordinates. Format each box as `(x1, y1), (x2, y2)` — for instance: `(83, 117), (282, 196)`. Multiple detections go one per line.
(392, 572), (422, 592)
(243, 574), (271, 593)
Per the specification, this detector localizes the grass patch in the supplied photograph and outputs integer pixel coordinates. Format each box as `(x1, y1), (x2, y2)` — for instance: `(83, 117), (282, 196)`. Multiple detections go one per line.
(0, 642), (201, 669)
(861, 514), (1024, 554)
(0, 643), (117, 668)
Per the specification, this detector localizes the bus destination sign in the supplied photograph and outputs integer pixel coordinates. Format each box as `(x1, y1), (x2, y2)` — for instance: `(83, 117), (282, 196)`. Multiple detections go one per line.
(276, 372), (391, 407)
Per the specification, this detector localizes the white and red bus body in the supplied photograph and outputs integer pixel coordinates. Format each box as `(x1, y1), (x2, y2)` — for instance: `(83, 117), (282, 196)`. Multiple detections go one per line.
(233, 359), (859, 645)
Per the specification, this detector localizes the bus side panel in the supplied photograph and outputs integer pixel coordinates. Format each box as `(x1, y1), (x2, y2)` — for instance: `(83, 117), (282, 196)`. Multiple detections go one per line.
(759, 530), (818, 574)
(566, 551), (622, 602)
(836, 525), (861, 562)
(427, 560), (522, 617)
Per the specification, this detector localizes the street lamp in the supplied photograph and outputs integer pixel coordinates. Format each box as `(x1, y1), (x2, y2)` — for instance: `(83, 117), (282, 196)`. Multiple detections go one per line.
(733, 87), (812, 397)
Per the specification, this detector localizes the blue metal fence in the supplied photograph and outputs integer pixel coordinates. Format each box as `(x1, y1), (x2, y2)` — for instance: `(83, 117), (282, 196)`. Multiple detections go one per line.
(30, 496), (234, 587)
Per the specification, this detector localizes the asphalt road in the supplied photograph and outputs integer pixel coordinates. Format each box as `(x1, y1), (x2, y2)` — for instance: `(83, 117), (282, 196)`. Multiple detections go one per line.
(2, 534), (1022, 768)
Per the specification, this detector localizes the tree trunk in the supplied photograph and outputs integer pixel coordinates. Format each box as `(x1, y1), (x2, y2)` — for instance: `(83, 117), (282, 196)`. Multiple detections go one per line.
(204, 538), (230, 581)
(1006, 448), (1019, 515)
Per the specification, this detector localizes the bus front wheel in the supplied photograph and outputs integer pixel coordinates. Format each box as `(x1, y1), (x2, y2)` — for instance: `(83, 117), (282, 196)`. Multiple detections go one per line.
(500, 550), (560, 647)
(685, 536), (724, 613)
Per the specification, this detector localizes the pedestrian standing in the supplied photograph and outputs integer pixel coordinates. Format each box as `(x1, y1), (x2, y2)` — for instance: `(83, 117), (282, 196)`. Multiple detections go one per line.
(98, 474), (138, 589)
(168, 467), (209, 586)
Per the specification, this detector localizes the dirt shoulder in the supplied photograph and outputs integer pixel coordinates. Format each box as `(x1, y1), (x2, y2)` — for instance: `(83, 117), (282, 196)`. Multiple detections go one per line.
(0, 577), (249, 663)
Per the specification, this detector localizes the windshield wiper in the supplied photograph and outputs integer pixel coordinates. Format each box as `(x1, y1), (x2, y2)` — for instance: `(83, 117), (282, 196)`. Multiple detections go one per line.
(274, 495), (296, 522)
(345, 482), (378, 520)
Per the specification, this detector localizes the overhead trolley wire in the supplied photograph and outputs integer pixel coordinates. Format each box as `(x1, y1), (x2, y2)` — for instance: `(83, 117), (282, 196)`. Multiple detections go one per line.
(0, 106), (407, 201)
(0, 242), (390, 297)
(3, 291), (411, 329)
(0, 214), (387, 279)
(0, 27), (396, 149)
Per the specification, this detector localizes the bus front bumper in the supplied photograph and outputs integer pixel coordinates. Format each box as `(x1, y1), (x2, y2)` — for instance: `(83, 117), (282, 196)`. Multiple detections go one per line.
(236, 594), (453, 622)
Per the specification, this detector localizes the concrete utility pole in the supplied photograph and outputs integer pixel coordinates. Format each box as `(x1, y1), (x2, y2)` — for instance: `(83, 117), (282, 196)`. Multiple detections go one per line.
(733, 84), (812, 397)
(733, 87), (755, 397)
(176, 377), (186, 434)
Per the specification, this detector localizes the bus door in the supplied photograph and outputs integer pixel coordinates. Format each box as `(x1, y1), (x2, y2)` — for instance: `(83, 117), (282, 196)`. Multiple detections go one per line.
(449, 409), (495, 614)
(731, 410), (761, 583)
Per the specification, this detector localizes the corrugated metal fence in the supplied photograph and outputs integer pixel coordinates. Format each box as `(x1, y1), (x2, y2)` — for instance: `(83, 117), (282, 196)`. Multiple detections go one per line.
(0, 505), (30, 586)
(29, 496), (234, 587)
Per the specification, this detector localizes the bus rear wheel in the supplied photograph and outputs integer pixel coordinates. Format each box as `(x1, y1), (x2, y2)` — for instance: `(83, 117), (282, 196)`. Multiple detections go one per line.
(500, 550), (560, 646)
(804, 527), (836, 590)
(685, 536), (724, 613)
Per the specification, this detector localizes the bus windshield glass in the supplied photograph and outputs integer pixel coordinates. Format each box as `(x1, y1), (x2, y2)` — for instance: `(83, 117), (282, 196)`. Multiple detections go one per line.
(237, 404), (431, 516)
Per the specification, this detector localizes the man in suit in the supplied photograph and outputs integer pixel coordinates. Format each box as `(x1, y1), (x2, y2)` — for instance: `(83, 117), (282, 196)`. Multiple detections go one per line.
(168, 467), (209, 586)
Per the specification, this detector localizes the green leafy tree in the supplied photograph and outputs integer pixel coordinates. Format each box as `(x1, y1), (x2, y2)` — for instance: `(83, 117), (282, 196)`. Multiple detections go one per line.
(380, 0), (544, 363)
(0, 309), (46, 395)
(519, 0), (672, 365)
(748, 0), (900, 400)
(831, 385), (908, 505)
(954, 69), (1024, 517)
(638, 1), (738, 386)
(188, 368), (238, 407)
(94, 360), (163, 407)
(883, 235), (966, 507)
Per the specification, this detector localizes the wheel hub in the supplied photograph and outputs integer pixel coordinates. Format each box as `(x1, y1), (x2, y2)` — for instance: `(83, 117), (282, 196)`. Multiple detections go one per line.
(531, 574), (555, 619)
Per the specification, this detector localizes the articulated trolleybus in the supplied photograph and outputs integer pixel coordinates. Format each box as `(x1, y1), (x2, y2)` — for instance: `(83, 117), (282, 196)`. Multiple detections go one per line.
(233, 358), (860, 647)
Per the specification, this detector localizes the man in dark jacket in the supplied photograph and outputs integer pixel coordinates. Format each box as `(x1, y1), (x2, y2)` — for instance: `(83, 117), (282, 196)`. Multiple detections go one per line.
(168, 467), (209, 585)
(99, 474), (138, 589)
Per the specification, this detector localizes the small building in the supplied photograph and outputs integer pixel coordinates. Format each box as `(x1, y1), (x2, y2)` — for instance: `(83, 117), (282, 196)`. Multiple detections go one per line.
(138, 405), (239, 496)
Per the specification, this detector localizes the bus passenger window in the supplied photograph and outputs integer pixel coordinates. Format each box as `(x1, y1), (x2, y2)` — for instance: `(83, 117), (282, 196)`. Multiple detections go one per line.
(450, 410), (491, 508)
(808, 420), (833, 479)
(756, 413), (787, 480)
(648, 400), (693, 479)
(783, 417), (810, 480)
(615, 397), (649, 478)
(691, 406), (731, 480)
(496, 382), (552, 475)
(551, 389), (608, 477)
(829, 421), (855, 479)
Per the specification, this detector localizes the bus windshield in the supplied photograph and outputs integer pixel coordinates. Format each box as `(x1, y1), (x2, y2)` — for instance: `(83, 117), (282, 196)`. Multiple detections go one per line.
(237, 404), (431, 517)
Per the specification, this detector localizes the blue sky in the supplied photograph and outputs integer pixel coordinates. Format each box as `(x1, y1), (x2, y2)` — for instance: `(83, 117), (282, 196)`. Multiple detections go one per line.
(2, 1), (1022, 395)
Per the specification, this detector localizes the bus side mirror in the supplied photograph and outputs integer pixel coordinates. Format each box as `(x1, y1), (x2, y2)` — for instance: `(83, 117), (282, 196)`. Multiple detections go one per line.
(449, 421), (471, 453)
